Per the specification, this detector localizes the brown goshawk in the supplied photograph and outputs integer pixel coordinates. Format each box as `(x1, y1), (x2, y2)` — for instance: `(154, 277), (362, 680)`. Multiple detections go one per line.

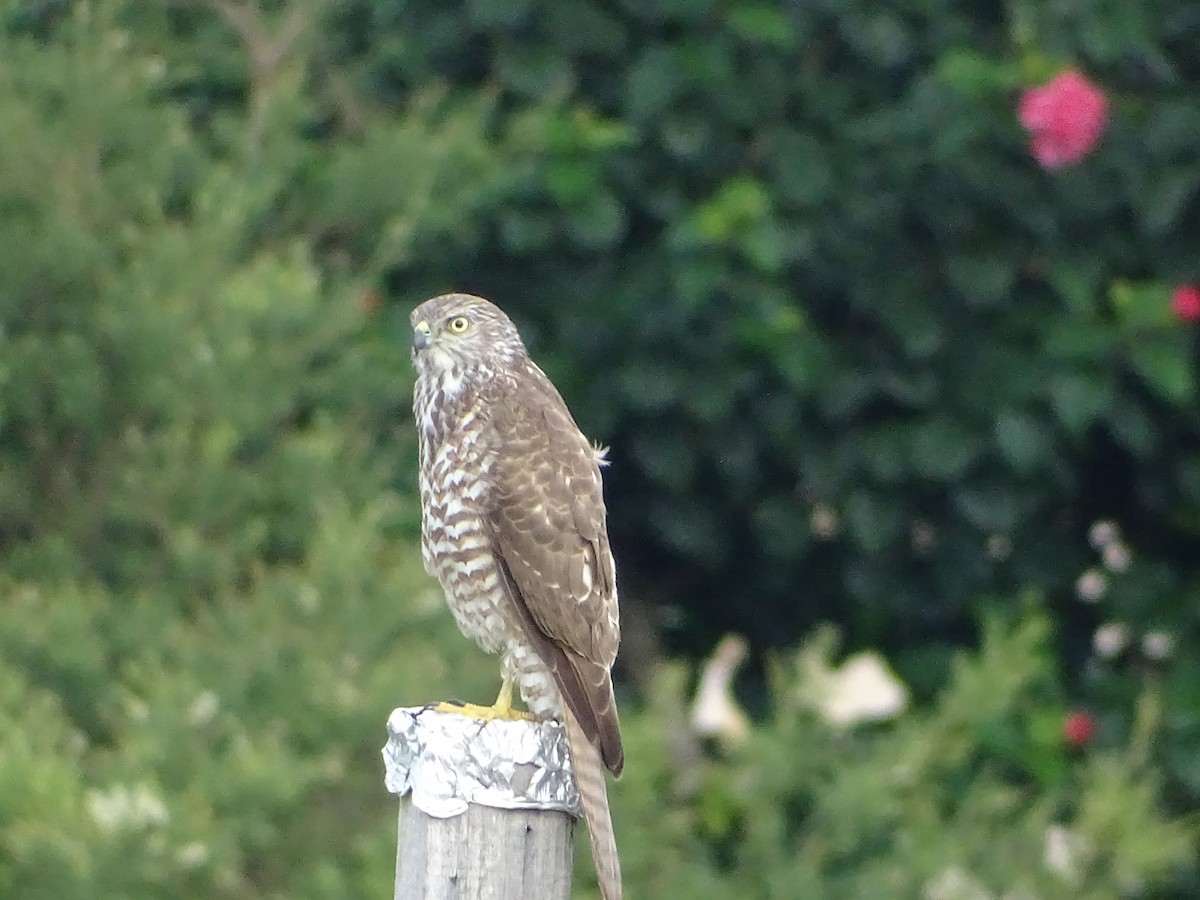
(410, 293), (622, 900)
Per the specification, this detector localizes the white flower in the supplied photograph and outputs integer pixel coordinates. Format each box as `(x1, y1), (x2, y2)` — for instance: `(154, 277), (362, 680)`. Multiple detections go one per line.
(144, 56), (167, 81)
(1093, 622), (1129, 659)
(176, 842), (210, 869)
(1044, 824), (1090, 884)
(1142, 631), (1174, 660)
(690, 635), (750, 746)
(809, 504), (839, 539)
(809, 651), (908, 728)
(124, 695), (150, 722)
(986, 534), (1012, 560)
(188, 691), (220, 726)
(1101, 541), (1131, 573)
(295, 583), (321, 613)
(86, 783), (169, 834)
(1088, 520), (1119, 549)
(1075, 568), (1106, 602)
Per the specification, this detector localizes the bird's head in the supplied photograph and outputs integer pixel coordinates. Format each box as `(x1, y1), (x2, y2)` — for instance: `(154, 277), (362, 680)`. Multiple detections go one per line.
(410, 293), (527, 376)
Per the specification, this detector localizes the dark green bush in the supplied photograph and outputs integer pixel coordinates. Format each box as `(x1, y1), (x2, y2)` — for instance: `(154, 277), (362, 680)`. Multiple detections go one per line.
(328, 0), (1200, 657)
(324, 0), (1200, 837)
(2, 1), (1197, 897)
(612, 610), (1195, 899)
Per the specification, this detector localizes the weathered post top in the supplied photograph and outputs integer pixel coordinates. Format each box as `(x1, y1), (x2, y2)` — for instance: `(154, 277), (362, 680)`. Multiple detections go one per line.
(384, 706), (580, 900)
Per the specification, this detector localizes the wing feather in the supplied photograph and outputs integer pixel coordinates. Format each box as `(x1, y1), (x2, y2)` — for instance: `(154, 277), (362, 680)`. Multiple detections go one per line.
(483, 362), (623, 774)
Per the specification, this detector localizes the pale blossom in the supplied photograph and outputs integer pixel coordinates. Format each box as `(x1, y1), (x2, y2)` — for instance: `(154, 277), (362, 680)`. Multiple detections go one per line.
(176, 842), (210, 868)
(810, 504), (839, 539)
(1093, 622), (1129, 659)
(809, 651), (908, 728)
(1075, 568), (1106, 602)
(1045, 824), (1090, 884)
(986, 534), (1012, 560)
(86, 783), (169, 834)
(188, 690), (220, 726)
(1088, 520), (1119, 549)
(1101, 541), (1131, 572)
(1142, 631), (1174, 660)
(690, 635), (750, 746)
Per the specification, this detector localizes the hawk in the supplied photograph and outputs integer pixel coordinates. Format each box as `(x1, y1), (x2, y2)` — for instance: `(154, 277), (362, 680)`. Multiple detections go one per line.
(410, 293), (623, 900)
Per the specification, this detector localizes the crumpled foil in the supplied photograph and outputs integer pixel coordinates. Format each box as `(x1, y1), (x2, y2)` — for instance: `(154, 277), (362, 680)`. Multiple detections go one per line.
(383, 706), (582, 819)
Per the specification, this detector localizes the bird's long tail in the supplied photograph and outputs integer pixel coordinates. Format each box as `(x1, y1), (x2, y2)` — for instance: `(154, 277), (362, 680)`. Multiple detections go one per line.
(562, 706), (622, 900)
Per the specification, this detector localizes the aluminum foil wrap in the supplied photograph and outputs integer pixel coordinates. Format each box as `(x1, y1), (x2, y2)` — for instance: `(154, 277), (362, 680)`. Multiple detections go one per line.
(383, 706), (582, 819)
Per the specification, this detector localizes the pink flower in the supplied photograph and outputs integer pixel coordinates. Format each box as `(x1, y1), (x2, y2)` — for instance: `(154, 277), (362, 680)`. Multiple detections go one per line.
(1063, 711), (1095, 748)
(1018, 71), (1108, 168)
(1171, 285), (1200, 321)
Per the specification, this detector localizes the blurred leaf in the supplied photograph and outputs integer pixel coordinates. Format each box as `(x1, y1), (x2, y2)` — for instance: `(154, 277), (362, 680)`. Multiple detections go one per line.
(628, 428), (697, 491)
(910, 419), (981, 479)
(945, 255), (1016, 308)
(934, 48), (1018, 95)
(752, 495), (811, 559)
(1047, 371), (1113, 434)
(624, 46), (682, 120)
(691, 177), (771, 243)
(1111, 281), (1177, 330)
(953, 485), (1024, 531)
(1046, 262), (1104, 316)
(993, 409), (1054, 472)
(648, 497), (726, 564)
(1126, 331), (1194, 404)
(728, 5), (793, 47)
(1139, 166), (1200, 236)
(567, 190), (627, 248)
(844, 488), (903, 552)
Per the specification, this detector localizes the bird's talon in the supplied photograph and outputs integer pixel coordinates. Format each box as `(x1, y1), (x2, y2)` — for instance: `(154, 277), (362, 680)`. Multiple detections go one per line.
(432, 699), (535, 722)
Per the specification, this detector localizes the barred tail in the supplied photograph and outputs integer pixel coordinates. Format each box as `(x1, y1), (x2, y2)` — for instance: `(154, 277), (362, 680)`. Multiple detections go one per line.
(562, 706), (622, 900)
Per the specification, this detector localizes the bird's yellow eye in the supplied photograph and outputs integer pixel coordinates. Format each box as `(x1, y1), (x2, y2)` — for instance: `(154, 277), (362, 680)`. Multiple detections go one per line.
(447, 316), (470, 333)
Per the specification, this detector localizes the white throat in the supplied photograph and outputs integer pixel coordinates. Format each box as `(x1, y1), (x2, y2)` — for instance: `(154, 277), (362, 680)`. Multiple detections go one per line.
(438, 365), (466, 400)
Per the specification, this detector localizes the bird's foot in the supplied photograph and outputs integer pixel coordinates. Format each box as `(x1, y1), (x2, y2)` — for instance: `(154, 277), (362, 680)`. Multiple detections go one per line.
(433, 678), (535, 722)
(432, 700), (535, 721)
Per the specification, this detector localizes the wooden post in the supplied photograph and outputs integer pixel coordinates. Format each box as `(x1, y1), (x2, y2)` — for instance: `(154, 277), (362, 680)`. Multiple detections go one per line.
(394, 798), (573, 899)
(384, 707), (580, 900)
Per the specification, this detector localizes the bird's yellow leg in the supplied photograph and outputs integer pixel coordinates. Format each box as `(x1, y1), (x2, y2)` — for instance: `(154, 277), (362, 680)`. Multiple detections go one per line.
(434, 674), (534, 721)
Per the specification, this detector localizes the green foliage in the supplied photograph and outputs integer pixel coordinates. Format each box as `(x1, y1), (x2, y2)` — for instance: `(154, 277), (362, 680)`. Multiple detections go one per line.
(609, 611), (1194, 899)
(0, 3), (499, 896)
(1, 0), (1197, 898)
(336, 0), (1200, 660)
(323, 1), (1200, 851)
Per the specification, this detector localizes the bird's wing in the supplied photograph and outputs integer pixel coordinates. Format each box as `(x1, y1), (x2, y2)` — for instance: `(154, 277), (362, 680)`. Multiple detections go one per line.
(483, 361), (623, 775)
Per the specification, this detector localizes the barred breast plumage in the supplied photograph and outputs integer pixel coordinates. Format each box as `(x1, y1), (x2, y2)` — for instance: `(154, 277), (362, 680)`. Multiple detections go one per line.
(414, 364), (564, 718)
(410, 293), (623, 900)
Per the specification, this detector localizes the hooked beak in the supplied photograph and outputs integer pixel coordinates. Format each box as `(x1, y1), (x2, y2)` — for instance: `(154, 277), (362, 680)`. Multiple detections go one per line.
(413, 320), (432, 351)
